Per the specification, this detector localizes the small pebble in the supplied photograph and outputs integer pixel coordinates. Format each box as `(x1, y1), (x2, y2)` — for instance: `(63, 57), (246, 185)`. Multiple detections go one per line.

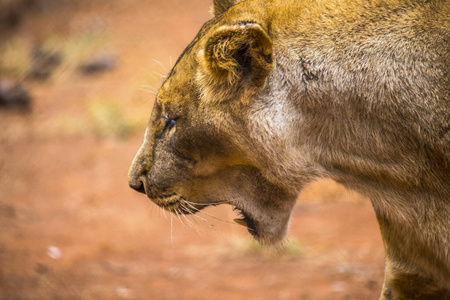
(47, 246), (62, 259)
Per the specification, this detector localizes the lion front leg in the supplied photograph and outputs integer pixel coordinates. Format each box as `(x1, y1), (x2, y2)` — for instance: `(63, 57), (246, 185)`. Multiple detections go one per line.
(374, 207), (450, 300)
(379, 259), (450, 300)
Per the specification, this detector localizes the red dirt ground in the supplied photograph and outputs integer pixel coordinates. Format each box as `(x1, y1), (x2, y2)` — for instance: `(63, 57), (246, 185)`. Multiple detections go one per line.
(0, 1), (385, 299)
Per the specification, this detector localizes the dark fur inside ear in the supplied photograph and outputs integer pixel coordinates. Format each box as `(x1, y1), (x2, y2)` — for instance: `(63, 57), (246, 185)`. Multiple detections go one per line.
(204, 23), (273, 87)
(212, 0), (237, 16)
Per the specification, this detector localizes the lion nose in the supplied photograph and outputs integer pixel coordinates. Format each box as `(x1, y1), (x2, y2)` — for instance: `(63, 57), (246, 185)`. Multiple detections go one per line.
(129, 180), (146, 194)
(129, 138), (152, 195)
(128, 158), (148, 195)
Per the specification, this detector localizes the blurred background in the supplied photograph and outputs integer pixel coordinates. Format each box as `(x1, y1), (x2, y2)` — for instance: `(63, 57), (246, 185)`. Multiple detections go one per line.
(0, 0), (385, 299)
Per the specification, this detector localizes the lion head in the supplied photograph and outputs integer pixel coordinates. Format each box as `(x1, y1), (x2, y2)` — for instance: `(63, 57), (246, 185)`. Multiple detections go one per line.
(128, 0), (315, 244)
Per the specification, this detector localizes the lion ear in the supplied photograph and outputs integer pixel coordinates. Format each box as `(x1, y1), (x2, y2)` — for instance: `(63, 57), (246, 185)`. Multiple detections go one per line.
(204, 23), (273, 87)
(212, 0), (239, 16)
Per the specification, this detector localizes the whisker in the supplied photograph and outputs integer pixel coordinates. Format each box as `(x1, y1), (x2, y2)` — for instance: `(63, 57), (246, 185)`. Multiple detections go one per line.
(175, 202), (206, 233)
(180, 201), (197, 214)
(180, 211), (194, 226)
(187, 214), (205, 231)
(180, 211), (201, 233)
(183, 200), (231, 206)
(140, 84), (157, 90)
(197, 210), (238, 226)
(180, 202), (208, 223)
(182, 202), (209, 223)
(169, 56), (173, 69)
(152, 71), (167, 79)
(180, 200), (198, 211)
(153, 59), (168, 72)
(162, 205), (168, 220)
(139, 88), (157, 95)
(172, 203), (203, 234)
(174, 208), (187, 230)
(180, 202), (221, 232)
(182, 201), (238, 226)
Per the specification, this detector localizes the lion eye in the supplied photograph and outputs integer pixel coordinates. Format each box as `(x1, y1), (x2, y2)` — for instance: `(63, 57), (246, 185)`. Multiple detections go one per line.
(163, 115), (176, 131)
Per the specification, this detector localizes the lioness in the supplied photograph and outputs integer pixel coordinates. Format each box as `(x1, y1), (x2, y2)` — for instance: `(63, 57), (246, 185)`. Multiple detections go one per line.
(128, 0), (450, 298)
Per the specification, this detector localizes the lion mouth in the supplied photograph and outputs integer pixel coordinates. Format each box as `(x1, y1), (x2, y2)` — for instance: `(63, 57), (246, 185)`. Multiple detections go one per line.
(145, 188), (260, 237)
(233, 207), (258, 236)
(137, 181), (291, 245)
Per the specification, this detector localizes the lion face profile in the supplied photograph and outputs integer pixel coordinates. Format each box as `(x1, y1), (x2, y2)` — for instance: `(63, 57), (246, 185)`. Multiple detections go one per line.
(128, 16), (307, 245)
(129, 0), (450, 298)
